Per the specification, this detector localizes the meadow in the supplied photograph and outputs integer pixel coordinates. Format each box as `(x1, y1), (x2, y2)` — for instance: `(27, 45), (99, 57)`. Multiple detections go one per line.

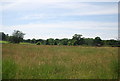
(2, 44), (118, 79)
(0, 41), (9, 44)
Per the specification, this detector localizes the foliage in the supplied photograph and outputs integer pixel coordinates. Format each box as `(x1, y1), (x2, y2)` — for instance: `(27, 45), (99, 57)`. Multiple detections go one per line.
(60, 38), (69, 45)
(36, 42), (41, 45)
(84, 38), (94, 46)
(9, 30), (25, 43)
(54, 39), (60, 45)
(1, 31), (120, 47)
(72, 34), (83, 45)
(31, 38), (36, 44)
(0, 32), (9, 41)
(93, 37), (103, 46)
(46, 38), (54, 45)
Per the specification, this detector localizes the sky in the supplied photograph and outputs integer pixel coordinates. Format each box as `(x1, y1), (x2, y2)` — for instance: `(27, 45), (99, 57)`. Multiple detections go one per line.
(0, 0), (119, 40)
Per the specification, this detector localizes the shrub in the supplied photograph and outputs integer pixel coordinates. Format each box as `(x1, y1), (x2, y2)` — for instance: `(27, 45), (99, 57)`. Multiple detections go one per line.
(36, 42), (41, 45)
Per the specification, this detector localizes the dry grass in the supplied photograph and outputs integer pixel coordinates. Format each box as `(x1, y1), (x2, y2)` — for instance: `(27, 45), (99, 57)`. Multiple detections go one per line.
(2, 44), (118, 79)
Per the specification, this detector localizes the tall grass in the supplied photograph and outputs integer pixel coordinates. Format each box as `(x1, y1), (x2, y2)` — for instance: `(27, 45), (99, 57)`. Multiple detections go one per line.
(2, 44), (118, 79)
(2, 59), (17, 79)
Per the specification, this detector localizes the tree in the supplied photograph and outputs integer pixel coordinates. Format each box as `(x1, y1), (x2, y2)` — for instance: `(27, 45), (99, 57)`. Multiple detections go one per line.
(106, 39), (118, 47)
(5, 34), (9, 41)
(72, 34), (82, 40)
(79, 38), (85, 45)
(42, 40), (46, 45)
(46, 38), (54, 45)
(68, 39), (76, 45)
(9, 30), (25, 43)
(0, 32), (6, 41)
(61, 38), (69, 45)
(31, 38), (36, 44)
(84, 38), (94, 46)
(54, 39), (60, 45)
(36, 39), (43, 43)
(93, 37), (103, 46)
(36, 41), (41, 45)
(24, 39), (31, 43)
(72, 34), (84, 45)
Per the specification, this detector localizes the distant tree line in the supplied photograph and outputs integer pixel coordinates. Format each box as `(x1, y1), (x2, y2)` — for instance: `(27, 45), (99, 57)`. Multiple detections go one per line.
(0, 30), (25, 43)
(0, 30), (120, 47)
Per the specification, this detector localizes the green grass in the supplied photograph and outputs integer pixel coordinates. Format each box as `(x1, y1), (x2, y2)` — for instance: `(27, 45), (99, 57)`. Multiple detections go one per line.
(0, 41), (33, 44)
(2, 44), (118, 79)
(3, 58), (17, 79)
(0, 41), (9, 44)
(20, 42), (33, 45)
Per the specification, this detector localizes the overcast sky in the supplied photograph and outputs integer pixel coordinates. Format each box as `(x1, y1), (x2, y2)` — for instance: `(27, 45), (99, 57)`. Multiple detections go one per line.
(0, 0), (119, 40)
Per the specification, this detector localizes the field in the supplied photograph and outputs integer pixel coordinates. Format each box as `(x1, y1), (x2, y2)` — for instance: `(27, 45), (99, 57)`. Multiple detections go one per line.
(2, 44), (118, 79)
(0, 41), (9, 44)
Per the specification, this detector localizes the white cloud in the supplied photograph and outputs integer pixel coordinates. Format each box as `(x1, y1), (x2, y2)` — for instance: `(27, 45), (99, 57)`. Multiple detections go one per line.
(1, 1), (118, 40)
(20, 13), (57, 20)
(2, 21), (117, 39)
(65, 5), (117, 16)
(10, 21), (118, 30)
(1, 0), (119, 3)
(17, 2), (118, 21)
(2, 0), (118, 12)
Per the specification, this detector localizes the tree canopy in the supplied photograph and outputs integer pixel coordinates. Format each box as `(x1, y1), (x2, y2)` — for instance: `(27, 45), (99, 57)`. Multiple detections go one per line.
(9, 30), (25, 43)
(1, 31), (120, 47)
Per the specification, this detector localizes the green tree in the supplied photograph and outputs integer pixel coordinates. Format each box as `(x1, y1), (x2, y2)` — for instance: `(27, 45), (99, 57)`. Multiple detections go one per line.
(61, 38), (69, 45)
(79, 38), (85, 45)
(0, 32), (6, 41)
(72, 34), (84, 45)
(9, 30), (25, 43)
(36, 41), (42, 45)
(25, 39), (31, 43)
(46, 38), (54, 45)
(68, 39), (76, 46)
(36, 39), (43, 43)
(84, 38), (94, 46)
(106, 39), (118, 47)
(54, 39), (60, 45)
(31, 38), (36, 44)
(93, 37), (103, 46)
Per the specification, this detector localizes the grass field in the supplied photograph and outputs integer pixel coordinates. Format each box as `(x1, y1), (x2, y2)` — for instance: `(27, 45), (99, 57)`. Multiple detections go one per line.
(0, 41), (9, 44)
(0, 41), (33, 45)
(20, 42), (34, 45)
(2, 44), (118, 79)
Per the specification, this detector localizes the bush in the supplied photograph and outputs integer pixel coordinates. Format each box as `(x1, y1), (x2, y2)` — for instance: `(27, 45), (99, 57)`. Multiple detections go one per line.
(36, 42), (41, 45)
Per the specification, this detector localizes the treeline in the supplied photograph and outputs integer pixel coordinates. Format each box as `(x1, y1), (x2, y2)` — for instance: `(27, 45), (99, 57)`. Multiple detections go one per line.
(23, 36), (120, 47)
(0, 30), (25, 43)
(0, 30), (120, 47)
